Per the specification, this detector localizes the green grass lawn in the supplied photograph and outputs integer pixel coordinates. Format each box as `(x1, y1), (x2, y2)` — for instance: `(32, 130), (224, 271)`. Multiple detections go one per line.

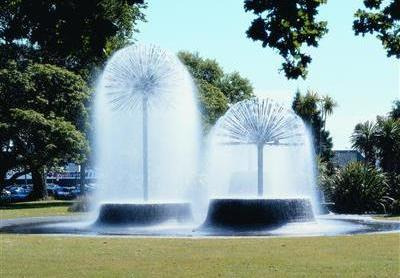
(0, 200), (76, 219)
(1, 233), (399, 277)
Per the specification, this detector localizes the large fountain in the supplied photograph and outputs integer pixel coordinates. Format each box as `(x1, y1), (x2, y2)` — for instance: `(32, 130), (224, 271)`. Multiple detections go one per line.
(201, 98), (317, 229)
(93, 44), (201, 225)
(1, 44), (399, 237)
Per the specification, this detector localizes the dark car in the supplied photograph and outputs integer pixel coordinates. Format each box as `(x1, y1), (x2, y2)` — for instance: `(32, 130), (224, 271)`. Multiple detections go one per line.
(54, 186), (79, 200)
(47, 183), (61, 196)
(7, 186), (31, 201)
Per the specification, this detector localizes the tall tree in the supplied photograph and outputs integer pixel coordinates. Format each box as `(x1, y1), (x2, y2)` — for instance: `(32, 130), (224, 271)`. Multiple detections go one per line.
(0, 63), (90, 198)
(0, 0), (146, 194)
(0, 0), (147, 77)
(353, 0), (400, 59)
(292, 90), (335, 162)
(375, 116), (400, 174)
(244, 0), (328, 79)
(178, 51), (254, 128)
(351, 121), (377, 166)
(320, 95), (337, 132)
(390, 100), (400, 120)
(10, 109), (87, 199)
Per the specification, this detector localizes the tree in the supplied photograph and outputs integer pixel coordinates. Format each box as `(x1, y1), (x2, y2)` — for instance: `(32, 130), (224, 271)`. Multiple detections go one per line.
(375, 116), (400, 174)
(390, 100), (400, 120)
(197, 81), (229, 126)
(244, 0), (328, 79)
(219, 72), (253, 104)
(178, 51), (254, 128)
(353, 0), (400, 59)
(0, 63), (32, 188)
(292, 90), (334, 162)
(0, 0), (147, 77)
(349, 106), (400, 214)
(351, 121), (377, 166)
(320, 95), (337, 132)
(10, 109), (87, 199)
(1, 0), (147, 193)
(0, 63), (90, 198)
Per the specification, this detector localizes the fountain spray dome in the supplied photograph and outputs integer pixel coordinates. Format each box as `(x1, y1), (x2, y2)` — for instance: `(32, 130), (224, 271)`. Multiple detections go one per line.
(102, 44), (181, 111)
(95, 44), (200, 225)
(202, 98), (315, 230)
(216, 98), (304, 146)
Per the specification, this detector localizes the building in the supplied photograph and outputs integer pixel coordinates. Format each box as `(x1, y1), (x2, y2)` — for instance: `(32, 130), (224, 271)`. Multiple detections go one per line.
(332, 150), (365, 168)
(6, 163), (96, 186)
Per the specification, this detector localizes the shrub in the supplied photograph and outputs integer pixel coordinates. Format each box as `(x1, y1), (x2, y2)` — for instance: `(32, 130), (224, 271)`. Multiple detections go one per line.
(331, 162), (388, 213)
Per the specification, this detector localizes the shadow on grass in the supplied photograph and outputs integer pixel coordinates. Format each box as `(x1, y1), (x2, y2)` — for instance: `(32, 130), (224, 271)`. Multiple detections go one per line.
(0, 201), (75, 210)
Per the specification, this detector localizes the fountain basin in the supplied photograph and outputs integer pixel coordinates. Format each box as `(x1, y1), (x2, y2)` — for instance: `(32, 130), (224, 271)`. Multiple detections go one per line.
(96, 202), (192, 226)
(202, 198), (315, 229)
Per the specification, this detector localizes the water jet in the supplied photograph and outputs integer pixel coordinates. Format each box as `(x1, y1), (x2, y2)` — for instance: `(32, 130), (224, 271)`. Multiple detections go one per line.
(202, 98), (317, 229)
(94, 44), (200, 225)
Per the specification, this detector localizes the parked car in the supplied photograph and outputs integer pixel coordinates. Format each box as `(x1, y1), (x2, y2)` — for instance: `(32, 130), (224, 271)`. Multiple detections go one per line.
(47, 183), (61, 196)
(7, 186), (31, 201)
(0, 189), (12, 201)
(54, 186), (79, 200)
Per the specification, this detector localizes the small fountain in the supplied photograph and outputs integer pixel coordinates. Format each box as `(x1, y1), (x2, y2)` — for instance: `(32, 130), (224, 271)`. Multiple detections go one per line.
(93, 44), (200, 225)
(202, 98), (316, 229)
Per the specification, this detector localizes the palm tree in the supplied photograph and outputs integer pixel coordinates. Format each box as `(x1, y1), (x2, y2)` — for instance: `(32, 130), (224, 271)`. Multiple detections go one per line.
(389, 100), (400, 120)
(292, 90), (320, 122)
(375, 117), (400, 173)
(351, 121), (377, 166)
(320, 95), (337, 132)
(319, 95), (337, 154)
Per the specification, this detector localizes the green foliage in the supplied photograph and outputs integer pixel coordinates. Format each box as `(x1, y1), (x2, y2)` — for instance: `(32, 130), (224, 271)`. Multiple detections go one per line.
(178, 51), (254, 128)
(10, 109), (87, 167)
(374, 116), (400, 174)
(0, 63), (90, 196)
(0, 0), (147, 77)
(292, 90), (335, 162)
(353, 0), (400, 59)
(244, 0), (328, 79)
(351, 121), (377, 165)
(197, 81), (229, 127)
(178, 52), (224, 85)
(350, 110), (400, 214)
(330, 162), (388, 213)
(219, 72), (253, 104)
(389, 99), (400, 120)
(316, 156), (334, 202)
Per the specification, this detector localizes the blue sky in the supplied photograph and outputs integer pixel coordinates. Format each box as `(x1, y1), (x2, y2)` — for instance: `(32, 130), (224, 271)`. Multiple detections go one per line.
(136, 0), (400, 149)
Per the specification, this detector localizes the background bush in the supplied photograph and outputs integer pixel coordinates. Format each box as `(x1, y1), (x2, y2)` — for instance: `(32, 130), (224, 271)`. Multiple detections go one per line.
(330, 162), (388, 214)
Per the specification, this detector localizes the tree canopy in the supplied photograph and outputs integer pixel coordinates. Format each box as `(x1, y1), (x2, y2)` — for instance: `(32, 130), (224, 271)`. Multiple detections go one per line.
(292, 90), (335, 162)
(353, 0), (400, 58)
(390, 100), (400, 120)
(0, 0), (146, 77)
(351, 121), (377, 166)
(244, 0), (328, 79)
(178, 51), (254, 128)
(0, 63), (90, 197)
(0, 0), (147, 198)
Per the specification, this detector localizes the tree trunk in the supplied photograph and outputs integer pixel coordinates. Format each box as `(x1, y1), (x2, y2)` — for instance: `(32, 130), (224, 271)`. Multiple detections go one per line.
(30, 166), (47, 200)
(80, 163), (86, 195)
(0, 167), (7, 191)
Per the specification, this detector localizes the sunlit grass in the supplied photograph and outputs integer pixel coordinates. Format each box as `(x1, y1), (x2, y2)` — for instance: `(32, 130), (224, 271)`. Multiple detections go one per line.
(1, 233), (399, 277)
(0, 200), (76, 219)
